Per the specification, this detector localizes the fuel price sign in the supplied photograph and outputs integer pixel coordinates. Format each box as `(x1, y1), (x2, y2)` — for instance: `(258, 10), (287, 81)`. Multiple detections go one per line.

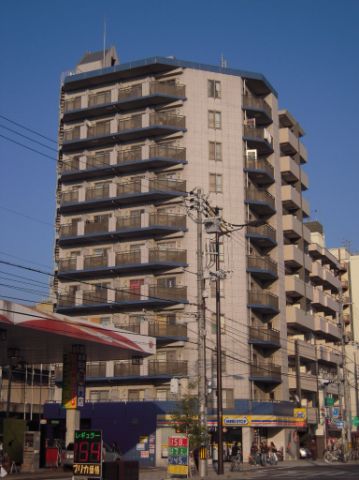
(73, 429), (102, 479)
(167, 436), (189, 476)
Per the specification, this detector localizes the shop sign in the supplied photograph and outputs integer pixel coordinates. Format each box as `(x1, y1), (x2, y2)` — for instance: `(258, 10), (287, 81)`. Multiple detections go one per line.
(223, 415), (306, 428)
(294, 408), (307, 420)
(325, 397), (335, 407)
(352, 416), (359, 427)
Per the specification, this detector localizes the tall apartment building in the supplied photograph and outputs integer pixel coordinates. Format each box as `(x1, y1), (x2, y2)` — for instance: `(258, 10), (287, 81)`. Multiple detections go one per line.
(52, 48), (344, 461)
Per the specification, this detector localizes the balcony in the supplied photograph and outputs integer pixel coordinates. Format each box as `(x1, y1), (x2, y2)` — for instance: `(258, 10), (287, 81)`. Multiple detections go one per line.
(247, 255), (278, 281)
(244, 156), (274, 186)
(247, 290), (279, 315)
(243, 126), (274, 155)
(59, 177), (187, 214)
(58, 212), (187, 247)
(62, 112), (186, 153)
(279, 128), (308, 163)
(285, 276), (307, 299)
(86, 363), (107, 378)
(281, 185), (310, 217)
(246, 224), (277, 249)
(242, 94), (272, 125)
(245, 187), (276, 217)
(280, 156), (309, 190)
(113, 361), (141, 378)
(287, 339), (317, 361)
(248, 326), (280, 348)
(289, 373), (317, 392)
(250, 363), (282, 383)
(282, 215), (311, 243)
(60, 144), (186, 182)
(148, 320), (187, 343)
(62, 81), (186, 122)
(148, 360), (188, 377)
(57, 248), (187, 280)
(317, 346), (342, 365)
(286, 306), (315, 332)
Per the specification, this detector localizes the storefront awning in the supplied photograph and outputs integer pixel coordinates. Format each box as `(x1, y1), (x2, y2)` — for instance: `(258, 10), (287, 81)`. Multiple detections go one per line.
(0, 300), (155, 365)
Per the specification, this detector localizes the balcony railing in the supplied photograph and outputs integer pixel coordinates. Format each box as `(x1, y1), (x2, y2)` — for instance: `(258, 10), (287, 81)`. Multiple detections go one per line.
(64, 96), (81, 113)
(149, 285), (187, 302)
(242, 94), (272, 119)
(250, 363), (281, 379)
(117, 147), (142, 163)
(58, 258), (77, 272)
(118, 115), (142, 131)
(57, 294), (76, 307)
(245, 156), (274, 179)
(115, 290), (141, 302)
(114, 362), (141, 376)
(247, 224), (276, 243)
(247, 255), (277, 276)
(149, 144), (186, 161)
(86, 363), (107, 377)
(84, 254), (108, 269)
(88, 91), (111, 107)
(118, 84), (142, 101)
(87, 152), (111, 169)
(85, 219), (109, 235)
(86, 184), (110, 201)
(148, 321), (187, 338)
(149, 249), (187, 263)
(116, 322), (141, 334)
(62, 157), (80, 172)
(149, 112), (186, 129)
(116, 215), (142, 230)
(88, 122), (111, 138)
(82, 290), (108, 305)
(62, 190), (79, 204)
(59, 223), (78, 237)
(117, 180), (142, 195)
(148, 360), (188, 376)
(63, 128), (81, 142)
(243, 126), (272, 145)
(149, 213), (186, 229)
(150, 81), (186, 97)
(249, 326), (280, 345)
(248, 290), (279, 311)
(246, 188), (275, 210)
(149, 178), (186, 192)
(116, 250), (141, 266)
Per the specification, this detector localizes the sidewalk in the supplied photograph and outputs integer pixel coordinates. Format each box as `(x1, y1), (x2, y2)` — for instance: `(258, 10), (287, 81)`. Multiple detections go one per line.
(4, 460), (341, 480)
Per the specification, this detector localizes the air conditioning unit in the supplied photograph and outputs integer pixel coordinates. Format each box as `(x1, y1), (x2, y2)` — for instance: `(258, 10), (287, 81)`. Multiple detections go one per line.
(246, 149), (257, 161)
(244, 118), (256, 128)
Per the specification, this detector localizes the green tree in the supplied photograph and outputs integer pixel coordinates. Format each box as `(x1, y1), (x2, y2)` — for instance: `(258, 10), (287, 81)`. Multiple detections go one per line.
(171, 396), (207, 451)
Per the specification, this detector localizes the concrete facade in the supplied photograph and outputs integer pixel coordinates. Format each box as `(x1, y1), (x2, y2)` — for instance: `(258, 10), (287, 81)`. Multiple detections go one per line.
(52, 49), (345, 461)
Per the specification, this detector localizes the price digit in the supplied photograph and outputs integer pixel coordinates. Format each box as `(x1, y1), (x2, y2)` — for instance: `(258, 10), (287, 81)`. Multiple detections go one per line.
(90, 441), (102, 462)
(79, 441), (89, 462)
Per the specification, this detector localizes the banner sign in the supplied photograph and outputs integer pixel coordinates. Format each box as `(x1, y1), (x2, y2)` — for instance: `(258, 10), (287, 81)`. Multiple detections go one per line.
(62, 348), (86, 409)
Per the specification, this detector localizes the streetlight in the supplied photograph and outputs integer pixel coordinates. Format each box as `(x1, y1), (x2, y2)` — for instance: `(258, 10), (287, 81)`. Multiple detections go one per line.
(204, 216), (266, 474)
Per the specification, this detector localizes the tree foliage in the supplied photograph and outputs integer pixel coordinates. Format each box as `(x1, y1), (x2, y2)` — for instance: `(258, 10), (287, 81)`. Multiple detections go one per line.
(171, 396), (207, 451)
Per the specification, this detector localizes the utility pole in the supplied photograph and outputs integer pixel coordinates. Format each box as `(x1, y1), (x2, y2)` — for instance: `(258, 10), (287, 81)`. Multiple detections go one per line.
(196, 189), (208, 479)
(215, 228), (224, 475)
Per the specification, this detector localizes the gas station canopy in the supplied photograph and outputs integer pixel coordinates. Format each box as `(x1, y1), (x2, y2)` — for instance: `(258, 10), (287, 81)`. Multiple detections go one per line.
(0, 300), (156, 365)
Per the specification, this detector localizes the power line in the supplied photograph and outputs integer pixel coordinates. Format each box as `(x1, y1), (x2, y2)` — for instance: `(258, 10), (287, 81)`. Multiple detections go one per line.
(0, 113), (57, 144)
(0, 133), (57, 162)
(0, 124), (58, 152)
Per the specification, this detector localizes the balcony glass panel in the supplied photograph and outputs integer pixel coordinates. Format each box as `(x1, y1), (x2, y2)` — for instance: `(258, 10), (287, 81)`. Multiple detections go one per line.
(64, 127), (81, 142)
(58, 258), (77, 272)
(148, 321), (187, 338)
(117, 180), (142, 195)
(114, 361), (141, 376)
(247, 224), (276, 243)
(116, 215), (142, 230)
(247, 255), (277, 275)
(62, 190), (79, 204)
(84, 219), (109, 235)
(149, 178), (186, 192)
(249, 326), (280, 344)
(242, 94), (272, 118)
(246, 187), (275, 209)
(149, 144), (186, 161)
(149, 249), (187, 263)
(248, 290), (279, 310)
(149, 285), (187, 301)
(149, 213), (186, 229)
(86, 362), (107, 377)
(60, 223), (78, 237)
(83, 290), (108, 304)
(87, 151), (111, 169)
(245, 156), (274, 178)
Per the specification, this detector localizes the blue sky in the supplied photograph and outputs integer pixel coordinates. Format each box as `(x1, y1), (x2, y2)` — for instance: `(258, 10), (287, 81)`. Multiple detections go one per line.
(0, 0), (358, 302)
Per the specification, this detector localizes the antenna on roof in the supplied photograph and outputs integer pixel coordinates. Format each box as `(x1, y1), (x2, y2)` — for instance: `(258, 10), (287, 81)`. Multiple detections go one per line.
(103, 16), (107, 66)
(220, 54), (228, 69)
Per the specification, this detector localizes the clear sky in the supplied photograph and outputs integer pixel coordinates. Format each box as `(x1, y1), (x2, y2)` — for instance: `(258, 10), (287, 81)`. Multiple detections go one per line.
(0, 0), (358, 303)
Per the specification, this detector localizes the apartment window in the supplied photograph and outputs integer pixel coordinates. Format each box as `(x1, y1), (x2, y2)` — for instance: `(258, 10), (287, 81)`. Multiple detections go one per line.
(156, 389), (169, 401)
(209, 173), (223, 193)
(223, 389), (234, 408)
(208, 110), (222, 129)
(209, 141), (222, 161)
(208, 80), (221, 99)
